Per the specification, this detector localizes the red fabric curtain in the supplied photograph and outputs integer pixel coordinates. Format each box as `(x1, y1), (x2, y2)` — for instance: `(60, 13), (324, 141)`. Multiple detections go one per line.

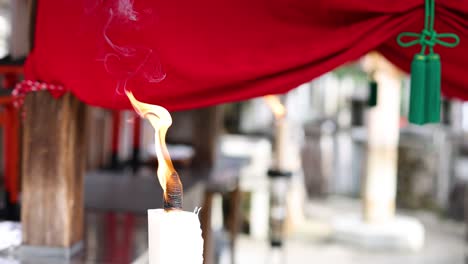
(25, 0), (468, 110)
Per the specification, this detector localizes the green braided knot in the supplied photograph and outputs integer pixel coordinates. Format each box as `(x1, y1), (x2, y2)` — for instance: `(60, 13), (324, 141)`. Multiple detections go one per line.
(397, 29), (459, 54)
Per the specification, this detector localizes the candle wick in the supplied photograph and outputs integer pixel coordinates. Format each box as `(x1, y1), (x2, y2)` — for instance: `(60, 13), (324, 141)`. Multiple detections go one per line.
(164, 171), (183, 210)
(193, 207), (202, 215)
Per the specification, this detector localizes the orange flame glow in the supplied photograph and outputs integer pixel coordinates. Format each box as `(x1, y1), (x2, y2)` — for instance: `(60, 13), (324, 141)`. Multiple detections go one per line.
(264, 95), (286, 119)
(126, 91), (175, 192)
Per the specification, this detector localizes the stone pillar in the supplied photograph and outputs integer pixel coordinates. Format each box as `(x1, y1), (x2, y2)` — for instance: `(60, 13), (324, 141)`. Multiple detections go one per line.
(332, 54), (425, 251)
(363, 54), (401, 223)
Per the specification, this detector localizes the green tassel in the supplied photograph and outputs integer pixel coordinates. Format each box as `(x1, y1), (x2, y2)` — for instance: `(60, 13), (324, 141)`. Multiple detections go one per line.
(425, 53), (441, 123)
(397, 0), (459, 126)
(367, 80), (378, 107)
(409, 54), (427, 125)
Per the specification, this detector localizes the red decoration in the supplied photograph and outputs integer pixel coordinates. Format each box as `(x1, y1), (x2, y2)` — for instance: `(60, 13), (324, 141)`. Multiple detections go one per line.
(24, 0), (468, 110)
(13, 80), (65, 107)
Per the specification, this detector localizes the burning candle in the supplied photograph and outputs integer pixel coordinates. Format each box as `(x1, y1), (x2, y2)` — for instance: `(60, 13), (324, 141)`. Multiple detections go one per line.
(126, 91), (203, 264)
(264, 95), (288, 171)
(148, 209), (203, 263)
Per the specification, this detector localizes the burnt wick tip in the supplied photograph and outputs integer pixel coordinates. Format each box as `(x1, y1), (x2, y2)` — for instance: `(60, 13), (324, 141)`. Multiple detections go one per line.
(164, 171), (183, 210)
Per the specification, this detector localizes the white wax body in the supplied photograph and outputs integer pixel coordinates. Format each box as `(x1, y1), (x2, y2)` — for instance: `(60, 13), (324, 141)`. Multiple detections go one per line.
(148, 209), (204, 264)
(275, 118), (288, 171)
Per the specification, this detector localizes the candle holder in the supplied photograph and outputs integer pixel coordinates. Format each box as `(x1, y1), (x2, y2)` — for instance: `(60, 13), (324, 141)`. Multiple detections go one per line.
(267, 168), (292, 263)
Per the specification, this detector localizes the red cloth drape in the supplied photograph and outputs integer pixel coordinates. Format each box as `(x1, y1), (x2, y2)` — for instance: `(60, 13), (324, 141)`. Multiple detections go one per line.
(25, 0), (468, 110)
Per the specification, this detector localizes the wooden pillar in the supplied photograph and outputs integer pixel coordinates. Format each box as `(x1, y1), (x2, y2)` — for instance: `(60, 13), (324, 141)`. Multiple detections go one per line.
(21, 92), (88, 255)
(10, 0), (34, 59)
(201, 191), (214, 264)
(131, 115), (142, 172)
(110, 110), (121, 169)
(192, 106), (223, 168)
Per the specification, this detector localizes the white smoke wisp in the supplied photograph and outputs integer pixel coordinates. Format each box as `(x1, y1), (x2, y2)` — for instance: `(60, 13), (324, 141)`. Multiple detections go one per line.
(99, 4), (166, 94)
(103, 9), (137, 57)
(116, 0), (139, 21)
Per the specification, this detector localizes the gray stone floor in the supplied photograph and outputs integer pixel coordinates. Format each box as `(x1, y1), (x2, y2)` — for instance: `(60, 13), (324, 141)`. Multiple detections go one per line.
(0, 212), (149, 264)
(130, 196), (467, 264)
(235, 197), (467, 264)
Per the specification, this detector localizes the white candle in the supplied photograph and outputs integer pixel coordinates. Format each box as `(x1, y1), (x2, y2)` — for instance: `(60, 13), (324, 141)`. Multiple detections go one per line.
(148, 209), (204, 264)
(275, 117), (288, 171)
(263, 95), (288, 171)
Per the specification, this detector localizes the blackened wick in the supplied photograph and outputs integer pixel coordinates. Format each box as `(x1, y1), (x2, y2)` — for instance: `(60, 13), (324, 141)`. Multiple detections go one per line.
(164, 171), (183, 210)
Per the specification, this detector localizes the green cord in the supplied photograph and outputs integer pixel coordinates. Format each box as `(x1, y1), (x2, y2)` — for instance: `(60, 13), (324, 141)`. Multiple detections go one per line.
(429, 0), (433, 31)
(397, 0), (459, 54)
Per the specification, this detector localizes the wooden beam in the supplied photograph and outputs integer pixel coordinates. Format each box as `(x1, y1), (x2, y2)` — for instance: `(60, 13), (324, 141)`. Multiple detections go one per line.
(21, 92), (88, 249)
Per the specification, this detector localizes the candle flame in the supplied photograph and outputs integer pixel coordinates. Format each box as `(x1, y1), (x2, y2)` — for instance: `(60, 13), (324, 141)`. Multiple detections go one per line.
(126, 91), (182, 208)
(264, 95), (286, 119)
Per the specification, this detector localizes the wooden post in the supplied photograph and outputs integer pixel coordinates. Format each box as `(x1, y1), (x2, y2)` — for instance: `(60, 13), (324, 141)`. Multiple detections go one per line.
(131, 115), (142, 172)
(201, 191), (214, 264)
(110, 110), (121, 169)
(21, 92), (88, 256)
(10, 0), (34, 59)
(192, 106), (223, 168)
